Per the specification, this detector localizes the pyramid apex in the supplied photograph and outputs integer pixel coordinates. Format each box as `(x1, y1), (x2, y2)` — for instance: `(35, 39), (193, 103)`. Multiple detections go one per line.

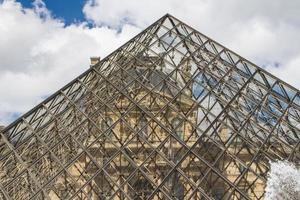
(163, 13), (174, 19)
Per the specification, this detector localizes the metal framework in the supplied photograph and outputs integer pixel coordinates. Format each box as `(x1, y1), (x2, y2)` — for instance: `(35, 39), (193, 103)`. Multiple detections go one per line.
(0, 14), (300, 200)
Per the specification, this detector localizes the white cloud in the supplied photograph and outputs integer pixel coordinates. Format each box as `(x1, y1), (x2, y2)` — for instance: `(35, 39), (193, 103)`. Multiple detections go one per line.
(83, 0), (300, 88)
(1, 0), (300, 125)
(266, 55), (300, 88)
(0, 0), (140, 125)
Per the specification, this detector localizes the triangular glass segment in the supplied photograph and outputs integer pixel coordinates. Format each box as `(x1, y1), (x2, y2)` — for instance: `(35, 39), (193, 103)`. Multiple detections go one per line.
(1, 14), (300, 200)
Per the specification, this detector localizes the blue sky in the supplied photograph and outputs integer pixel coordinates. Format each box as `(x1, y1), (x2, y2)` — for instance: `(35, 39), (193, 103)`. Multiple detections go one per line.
(17, 0), (86, 24)
(0, 0), (300, 125)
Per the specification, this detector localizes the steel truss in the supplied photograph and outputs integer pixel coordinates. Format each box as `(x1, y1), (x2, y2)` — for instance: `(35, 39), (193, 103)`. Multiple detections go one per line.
(0, 14), (300, 200)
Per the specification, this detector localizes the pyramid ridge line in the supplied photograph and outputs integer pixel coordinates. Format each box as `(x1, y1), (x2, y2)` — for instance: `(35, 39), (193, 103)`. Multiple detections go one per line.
(1, 15), (171, 133)
(167, 14), (300, 96)
(2, 14), (299, 134)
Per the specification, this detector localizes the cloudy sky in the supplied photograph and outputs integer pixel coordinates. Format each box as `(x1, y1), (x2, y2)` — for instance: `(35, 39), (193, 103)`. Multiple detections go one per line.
(0, 0), (300, 125)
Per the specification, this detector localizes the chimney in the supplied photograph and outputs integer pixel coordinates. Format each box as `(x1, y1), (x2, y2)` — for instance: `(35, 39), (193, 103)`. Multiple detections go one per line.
(90, 57), (100, 67)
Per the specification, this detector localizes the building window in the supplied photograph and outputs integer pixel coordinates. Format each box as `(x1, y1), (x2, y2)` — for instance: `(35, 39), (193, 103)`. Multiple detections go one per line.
(212, 189), (224, 200)
(139, 116), (148, 138)
(238, 163), (244, 174)
(101, 117), (113, 138)
(172, 118), (184, 140)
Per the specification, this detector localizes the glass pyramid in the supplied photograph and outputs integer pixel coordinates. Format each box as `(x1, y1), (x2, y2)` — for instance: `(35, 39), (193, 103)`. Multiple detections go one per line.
(0, 14), (299, 200)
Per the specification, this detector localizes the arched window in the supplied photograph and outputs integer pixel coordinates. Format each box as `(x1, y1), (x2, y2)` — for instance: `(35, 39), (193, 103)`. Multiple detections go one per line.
(212, 188), (225, 200)
(132, 177), (153, 199)
(101, 117), (113, 138)
(172, 118), (184, 140)
(173, 181), (184, 200)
